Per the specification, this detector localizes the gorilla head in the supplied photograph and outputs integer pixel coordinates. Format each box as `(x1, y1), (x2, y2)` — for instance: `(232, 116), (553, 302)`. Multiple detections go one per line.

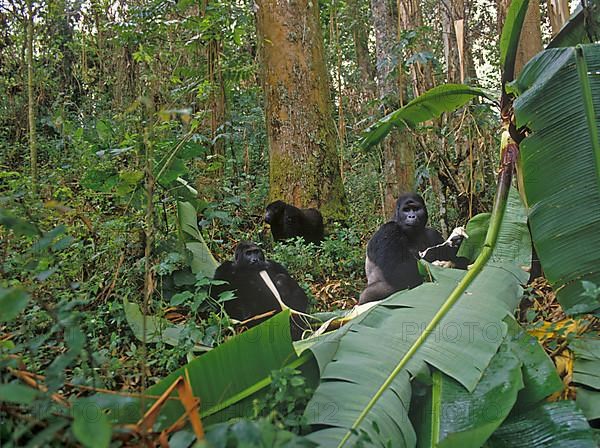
(394, 193), (428, 234)
(234, 241), (266, 268)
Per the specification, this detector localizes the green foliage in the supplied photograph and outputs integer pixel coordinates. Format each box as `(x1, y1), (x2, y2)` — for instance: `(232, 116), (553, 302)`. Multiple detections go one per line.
(253, 366), (315, 433)
(270, 227), (365, 305)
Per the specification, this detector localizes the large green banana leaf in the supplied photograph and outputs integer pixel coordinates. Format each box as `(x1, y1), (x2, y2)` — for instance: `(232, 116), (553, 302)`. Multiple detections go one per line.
(302, 190), (530, 447)
(571, 335), (600, 422)
(487, 401), (596, 447)
(510, 44), (600, 315)
(86, 311), (317, 428)
(411, 317), (562, 448)
(303, 262), (527, 447)
(457, 188), (531, 266)
(359, 84), (492, 149)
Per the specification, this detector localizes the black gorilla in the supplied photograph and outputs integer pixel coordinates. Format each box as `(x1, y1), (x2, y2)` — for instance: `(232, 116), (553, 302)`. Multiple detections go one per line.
(212, 241), (309, 340)
(359, 193), (467, 304)
(264, 200), (324, 244)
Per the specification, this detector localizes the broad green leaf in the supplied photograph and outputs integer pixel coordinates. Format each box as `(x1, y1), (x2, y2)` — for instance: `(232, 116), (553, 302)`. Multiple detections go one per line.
(0, 383), (39, 404)
(499, 0), (530, 83)
(360, 85), (492, 149)
(491, 187), (531, 267)
(205, 419), (317, 447)
(513, 45), (600, 314)
(95, 119), (113, 142)
(458, 187), (531, 267)
(412, 329), (523, 448)
(158, 158), (187, 184)
(122, 298), (201, 349)
(505, 319), (562, 409)
(177, 201), (202, 240)
(456, 212), (490, 261)
(0, 288), (30, 322)
(72, 400), (112, 448)
(488, 401), (596, 447)
(177, 201), (218, 277)
(92, 312), (317, 429)
(576, 388), (600, 421)
(571, 336), (600, 421)
(118, 169), (144, 185)
(304, 263), (527, 447)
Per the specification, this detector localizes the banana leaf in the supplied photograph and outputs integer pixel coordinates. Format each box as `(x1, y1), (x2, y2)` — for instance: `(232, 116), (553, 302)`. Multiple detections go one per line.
(487, 401), (596, 447)
(359, 84), (492, 149)
(411, 316), (562, 448)
(511, 44), (600, 314)
(499, 0), (530, 85)
(571, 336), (600, 421)
(457, 187), (531, 267)
(411, 329), (524, 448)
(87, 311), (317, 428)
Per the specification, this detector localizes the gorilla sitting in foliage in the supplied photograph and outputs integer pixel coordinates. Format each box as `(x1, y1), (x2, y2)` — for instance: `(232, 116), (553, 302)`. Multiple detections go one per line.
(212, 241), (309, 340)
(264, 200), (324, 244)
(359, 193), (468, 304)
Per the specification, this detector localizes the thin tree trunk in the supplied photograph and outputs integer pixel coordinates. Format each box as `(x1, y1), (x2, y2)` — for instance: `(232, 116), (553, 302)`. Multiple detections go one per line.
(398, 0), (434, 95)
(256, 0), (347, 220)
(348, 0), (376, 99)
(208, 39), (226, 168)
(441, 0), (465, 83)
(547, 0), (569, 36)
(26, 1), (37, 194)
(371, 0), (415, 217)
(141, 118), (155, 395)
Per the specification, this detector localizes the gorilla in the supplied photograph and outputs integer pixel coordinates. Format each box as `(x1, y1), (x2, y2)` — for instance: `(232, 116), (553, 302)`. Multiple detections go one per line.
(359, 193), (468, 304)
(212, 241), (309, 340)
(264, 200), (324, 244)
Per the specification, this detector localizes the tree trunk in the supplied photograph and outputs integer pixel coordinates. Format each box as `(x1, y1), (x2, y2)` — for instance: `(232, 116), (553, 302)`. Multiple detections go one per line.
(256, 0), (347, 221)
(348, 0), (376, 99)
(441, 0), (465, 83)
(547, 0), (569, 36)
(398, 0), (435, 95)
(371, 0), (415, 217)
(26, 1), (37, 194)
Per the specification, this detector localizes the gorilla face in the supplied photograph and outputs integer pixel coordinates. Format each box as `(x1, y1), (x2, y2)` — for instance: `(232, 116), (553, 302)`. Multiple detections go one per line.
(234, 242), (266, 267)
(395, 194), (428, 233)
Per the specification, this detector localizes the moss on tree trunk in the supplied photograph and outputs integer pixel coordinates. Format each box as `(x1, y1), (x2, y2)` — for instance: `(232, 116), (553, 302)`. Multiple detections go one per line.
(256, 0), (347, 221)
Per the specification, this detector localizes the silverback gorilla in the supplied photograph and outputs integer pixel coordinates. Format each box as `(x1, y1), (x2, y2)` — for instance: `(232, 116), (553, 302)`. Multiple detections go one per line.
(264, 200), (324, 244)
(212, 241), (309, 340)
(359, 193), (467, 304)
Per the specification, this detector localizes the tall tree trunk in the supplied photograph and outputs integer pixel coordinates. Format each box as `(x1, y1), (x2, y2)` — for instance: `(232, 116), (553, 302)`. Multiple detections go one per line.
(371, 0), (415, 217)
(256, 0), (347, 220)
(26, 1), (37, 194)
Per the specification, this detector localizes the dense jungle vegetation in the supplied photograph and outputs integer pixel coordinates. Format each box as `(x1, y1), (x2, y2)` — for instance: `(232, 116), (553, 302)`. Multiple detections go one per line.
(1, 0), (599, 446)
